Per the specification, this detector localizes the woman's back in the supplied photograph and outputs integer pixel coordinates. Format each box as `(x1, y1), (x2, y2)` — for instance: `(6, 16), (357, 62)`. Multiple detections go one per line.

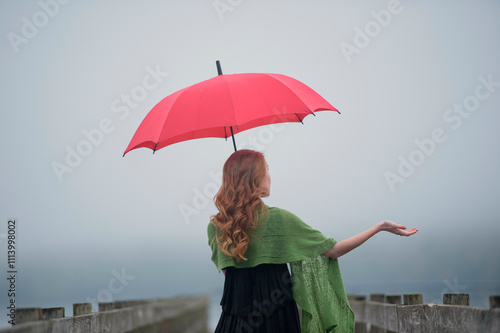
(208, 150), (416, 333)
(215, 263), (300, 332)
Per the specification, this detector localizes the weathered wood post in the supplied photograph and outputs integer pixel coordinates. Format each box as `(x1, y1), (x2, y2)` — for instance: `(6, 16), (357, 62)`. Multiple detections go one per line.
(486, 296), (500, 332)
(16, 308), (42, 324)
(397, 293), (424, 332)
(348, 295), (367, 333)
(385, 296), (401, 333)
(490, 295), (500, 309)
(370, 294), (385, 303)
(99, 302), (115, 312)
(385, 295), (401, 305)
(403, 293), (423, 305)
(443, 293), (469, 306)
(73, 302), (92, 316)
(369, 294), (386, 333)
(42, 307), (65, 319)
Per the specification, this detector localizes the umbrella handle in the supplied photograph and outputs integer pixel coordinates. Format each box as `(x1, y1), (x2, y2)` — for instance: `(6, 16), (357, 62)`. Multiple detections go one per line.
(230, 126), (237, 151)
(217, 61), (235, 151)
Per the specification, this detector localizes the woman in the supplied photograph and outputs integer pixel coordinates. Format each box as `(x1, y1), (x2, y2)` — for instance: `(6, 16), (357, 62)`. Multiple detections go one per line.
(208, 150), (418, 333)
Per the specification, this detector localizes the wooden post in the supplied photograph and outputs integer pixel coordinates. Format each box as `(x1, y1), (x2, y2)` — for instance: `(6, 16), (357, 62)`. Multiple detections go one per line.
(370, 294), (385, 303)
(384, 295), (400, 333)
(385, 295), (402, 305)
(355, 322), (368, 333)
(42, 307), (65, 319)
(369, 294), (386, 333)
(490, 295), (500, 309)
(348, 295), (367, 333)
(403, 294), (423, 305)
(16, 308), (42, 324)
(73, 303), (92, 316)
(443, 293), (469, 306)
(99, 302), (115, 312)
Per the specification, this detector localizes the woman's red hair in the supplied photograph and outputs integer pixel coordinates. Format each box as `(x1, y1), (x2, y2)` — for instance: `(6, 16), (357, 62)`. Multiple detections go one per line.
(211, 150), (268, 262)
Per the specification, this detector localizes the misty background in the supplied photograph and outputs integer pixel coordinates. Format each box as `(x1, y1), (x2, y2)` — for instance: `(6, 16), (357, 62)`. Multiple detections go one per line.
(1, 0), (499, 330)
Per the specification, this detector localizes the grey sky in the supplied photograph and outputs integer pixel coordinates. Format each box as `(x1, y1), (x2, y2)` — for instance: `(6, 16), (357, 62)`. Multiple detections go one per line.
(1, 0), (499, 329)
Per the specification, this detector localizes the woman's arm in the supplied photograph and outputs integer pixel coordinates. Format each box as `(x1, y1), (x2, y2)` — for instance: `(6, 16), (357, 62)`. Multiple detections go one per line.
(322, 220), (418, 259)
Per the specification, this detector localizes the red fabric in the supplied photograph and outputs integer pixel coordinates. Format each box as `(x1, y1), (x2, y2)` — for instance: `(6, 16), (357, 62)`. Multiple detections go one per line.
(124, 73), (338, 154)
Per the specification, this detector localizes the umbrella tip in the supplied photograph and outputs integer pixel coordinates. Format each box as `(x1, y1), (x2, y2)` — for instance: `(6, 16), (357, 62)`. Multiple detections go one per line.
(216, 60), (223, 75)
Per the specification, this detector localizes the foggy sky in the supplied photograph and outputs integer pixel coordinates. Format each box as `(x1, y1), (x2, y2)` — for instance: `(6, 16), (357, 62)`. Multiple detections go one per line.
(1, 0), (499, 329)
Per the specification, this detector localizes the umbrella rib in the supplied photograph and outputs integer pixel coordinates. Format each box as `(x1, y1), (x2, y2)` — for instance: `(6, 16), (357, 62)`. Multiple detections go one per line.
(153, 86), (191, 151)
(295, 113), (304, 124)
(265, 74), (316, 115)
(218, 75), (239, 129)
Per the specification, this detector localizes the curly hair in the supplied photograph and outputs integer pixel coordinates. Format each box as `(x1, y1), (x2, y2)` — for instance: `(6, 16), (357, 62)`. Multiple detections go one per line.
(211, 150), (268, 262)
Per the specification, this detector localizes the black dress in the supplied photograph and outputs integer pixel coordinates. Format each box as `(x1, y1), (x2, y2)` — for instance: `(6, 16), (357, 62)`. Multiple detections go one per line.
(215, 263), (301, 333)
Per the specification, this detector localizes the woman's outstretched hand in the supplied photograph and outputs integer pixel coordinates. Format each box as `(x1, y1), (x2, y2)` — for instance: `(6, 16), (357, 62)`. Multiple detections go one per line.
(376, 220), (418, 236)
(322, 220), (418, 259)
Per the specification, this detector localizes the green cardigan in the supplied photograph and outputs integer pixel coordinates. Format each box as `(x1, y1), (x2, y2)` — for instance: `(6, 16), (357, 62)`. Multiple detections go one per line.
(208, 206), (354, 333)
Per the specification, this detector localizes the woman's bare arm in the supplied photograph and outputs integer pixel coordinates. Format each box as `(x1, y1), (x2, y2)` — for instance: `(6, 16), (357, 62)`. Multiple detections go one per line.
(322, 220), (418, 260)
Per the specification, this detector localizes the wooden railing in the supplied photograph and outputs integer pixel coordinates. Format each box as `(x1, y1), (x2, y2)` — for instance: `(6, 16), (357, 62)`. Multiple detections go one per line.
(0, 296), (209, 333)
(348, 293), (500, 333)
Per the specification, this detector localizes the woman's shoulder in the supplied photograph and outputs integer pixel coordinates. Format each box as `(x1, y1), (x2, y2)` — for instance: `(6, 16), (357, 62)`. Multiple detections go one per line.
(266, 205), (297, 214)
(265, 206), (302, 222)
(265, 205), (286, 213)
(207, 220), (216, 235)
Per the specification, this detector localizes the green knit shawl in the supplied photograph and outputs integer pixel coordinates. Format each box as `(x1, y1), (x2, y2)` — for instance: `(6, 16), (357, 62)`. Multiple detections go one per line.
(207, 206), (354, 333)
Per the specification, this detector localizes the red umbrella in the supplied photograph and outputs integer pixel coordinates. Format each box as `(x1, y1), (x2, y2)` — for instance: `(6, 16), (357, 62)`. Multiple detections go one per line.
(123, 61), (339, 155)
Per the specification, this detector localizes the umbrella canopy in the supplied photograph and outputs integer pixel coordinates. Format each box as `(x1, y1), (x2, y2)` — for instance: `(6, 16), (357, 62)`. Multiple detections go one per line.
(124, 62), (339, 155)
